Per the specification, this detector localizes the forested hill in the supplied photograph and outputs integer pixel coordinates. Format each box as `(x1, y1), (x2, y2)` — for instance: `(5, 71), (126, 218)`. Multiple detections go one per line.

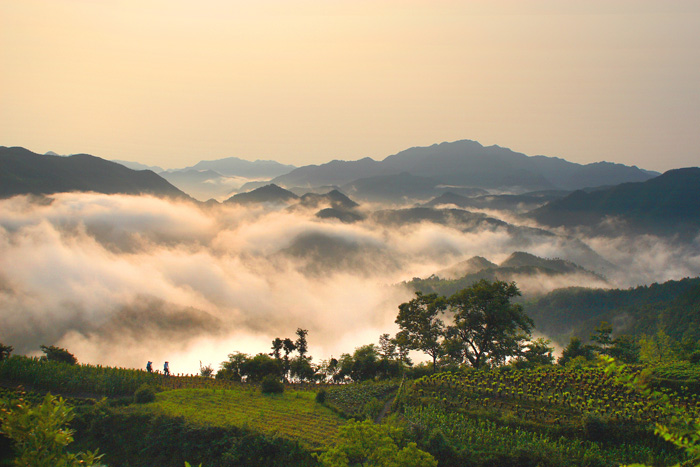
(523, 277), (700, 344)
(528, 167), (700, 237)
(0, 146), (189, 199)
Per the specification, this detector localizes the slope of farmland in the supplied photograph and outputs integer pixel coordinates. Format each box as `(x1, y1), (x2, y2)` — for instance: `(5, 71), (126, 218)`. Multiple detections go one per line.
(147, 387), (345, 448)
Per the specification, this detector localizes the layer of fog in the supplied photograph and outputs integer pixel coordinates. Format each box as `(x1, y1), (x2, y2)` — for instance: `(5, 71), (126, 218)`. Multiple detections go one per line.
(1, 193), (698, 373)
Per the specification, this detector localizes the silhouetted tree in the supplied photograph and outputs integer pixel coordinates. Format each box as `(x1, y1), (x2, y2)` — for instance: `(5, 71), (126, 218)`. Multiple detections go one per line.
(40, 345), (77, 365)
(217, 351), (249, 381)
(295, 328), (309, 359)
(270, 337), (283, 360)
(447, 280), (533, 368)
(0, 343), (12, 361)
(395, 292), (447, 371)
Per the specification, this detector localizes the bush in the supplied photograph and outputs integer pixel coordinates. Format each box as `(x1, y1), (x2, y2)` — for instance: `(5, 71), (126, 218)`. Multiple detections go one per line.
(581, 413), (611, 442)
(0, 343), (12, 361)
(134, 384), (156, 404)
(260, 375), (284, 394)
(40, 345), (77, 365)
(315, 389), (327, 404)
(690, 351), (700, 365)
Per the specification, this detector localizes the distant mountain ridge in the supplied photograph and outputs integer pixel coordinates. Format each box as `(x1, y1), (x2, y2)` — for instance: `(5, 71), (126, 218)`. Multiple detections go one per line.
(269, 140), (657, 195)
(183, 156), (296, 178)
(529, 167), (700, 237)
(406, 251), (608, 297)
(0, 146), (188, 199)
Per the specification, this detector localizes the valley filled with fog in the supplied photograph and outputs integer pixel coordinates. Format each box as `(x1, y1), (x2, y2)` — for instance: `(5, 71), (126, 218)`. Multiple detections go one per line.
(2, 190), (698, 373)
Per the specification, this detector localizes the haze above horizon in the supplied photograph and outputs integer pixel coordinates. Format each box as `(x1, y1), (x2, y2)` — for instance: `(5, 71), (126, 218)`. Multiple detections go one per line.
(2, 0), (699, 172)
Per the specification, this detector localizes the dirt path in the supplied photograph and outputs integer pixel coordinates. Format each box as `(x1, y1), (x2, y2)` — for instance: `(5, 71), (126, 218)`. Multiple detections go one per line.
(374, 395), (394, 423)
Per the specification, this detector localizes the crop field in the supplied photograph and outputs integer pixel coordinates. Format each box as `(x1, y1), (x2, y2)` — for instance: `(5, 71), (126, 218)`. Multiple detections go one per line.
(137, 387), (346, 448)
(0, 356), (239, 396)
(399, 367), (696, 466)
(325, 380), (398, 418)
(407, 367), (699, 427)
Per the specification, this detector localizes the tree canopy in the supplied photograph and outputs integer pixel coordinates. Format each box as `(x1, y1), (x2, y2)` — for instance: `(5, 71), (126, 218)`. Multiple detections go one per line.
(397, 280), (535, 369)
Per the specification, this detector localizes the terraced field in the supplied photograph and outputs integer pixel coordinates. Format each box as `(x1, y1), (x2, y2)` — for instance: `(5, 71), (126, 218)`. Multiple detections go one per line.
(143, 387), (346, 448)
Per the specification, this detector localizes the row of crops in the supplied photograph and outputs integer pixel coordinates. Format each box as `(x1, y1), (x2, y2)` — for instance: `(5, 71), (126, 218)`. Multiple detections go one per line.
(324, 380), (398, 418)
(151, 388), (345, 449)
(407, 366), (699, 426)
(0, 356), (234, 396)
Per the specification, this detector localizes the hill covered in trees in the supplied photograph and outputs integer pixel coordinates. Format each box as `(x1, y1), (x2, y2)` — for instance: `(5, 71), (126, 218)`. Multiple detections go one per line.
(523, 277), (700, 344)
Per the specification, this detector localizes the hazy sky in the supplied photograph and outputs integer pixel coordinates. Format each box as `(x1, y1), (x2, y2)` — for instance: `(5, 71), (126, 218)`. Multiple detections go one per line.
(2, 0), (699, 171)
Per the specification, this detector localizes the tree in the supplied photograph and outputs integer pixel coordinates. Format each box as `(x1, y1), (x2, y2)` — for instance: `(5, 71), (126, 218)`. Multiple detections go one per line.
(0, 343), (12, 361)
(217, 351), (250, 381)
(608, 334), (640, 364)
(557, 337), (594, 366)
(395, 292), (447, 371)
(516, 337), (555, 367)
(295, 328), (309, 359)
(241, 353), (283, 382)
(282, 338), (297, 380)
(378, 334), (398, 360)
(40, 345), (77, 365)
(199, 361), (214, 378)
(0, 393), (104, 466)
(447, 280), (533, 368)
(270, 338), (283, 360)
(590, 321), (613, 353)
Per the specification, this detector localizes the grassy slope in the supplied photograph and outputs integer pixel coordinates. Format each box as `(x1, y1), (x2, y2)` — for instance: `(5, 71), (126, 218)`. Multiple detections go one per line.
(140, 387), (345, 448)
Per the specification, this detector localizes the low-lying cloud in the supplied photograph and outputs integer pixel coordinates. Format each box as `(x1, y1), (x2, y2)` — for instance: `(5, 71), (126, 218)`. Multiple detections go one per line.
(0, 193), (698, 373)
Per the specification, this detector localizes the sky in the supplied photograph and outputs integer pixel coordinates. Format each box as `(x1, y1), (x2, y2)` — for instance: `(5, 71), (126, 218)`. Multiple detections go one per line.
(2, 0), (699, 172)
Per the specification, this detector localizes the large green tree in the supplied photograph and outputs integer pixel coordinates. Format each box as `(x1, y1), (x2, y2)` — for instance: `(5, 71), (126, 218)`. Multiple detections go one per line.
(395, 292), (447, 371)
(447, 280), (533, 368)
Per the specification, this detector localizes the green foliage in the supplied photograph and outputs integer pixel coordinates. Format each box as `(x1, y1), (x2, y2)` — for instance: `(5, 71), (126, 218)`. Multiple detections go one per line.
(0, 355), (228, 397)
(150, 387), (344, 448)
(315, 389), (327, 404)
(558, 336), (595, 366)
(524, 278), (700, 344)
(690, 351), (700, 365)
(0, 343), (12, 362)
(199, 362), (214, 378)
(604, 356), (700, 467)
(74, 408), (318, 467)
(590, 321), (613, 352)
(395, 291), (447, 371)
(514, 337), (555, 368)
(639, 330), (680, 364)
(448, 279), (533, 368)
(315, 419), (437, 467)
(0, 393), (104, 466)
(325, 381), (398, 419)
(40, 345), (77, 365)
(261, 375), (284, 394)
(134, 384), (156, 403)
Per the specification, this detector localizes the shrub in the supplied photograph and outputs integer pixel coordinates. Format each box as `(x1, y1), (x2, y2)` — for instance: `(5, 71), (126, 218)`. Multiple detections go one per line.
(315, 389), (327, 403)
(690, 351), (700, 365)
(40, 345), (77, 365)
(581, 413), (611, 442)
(260, 375), (284, 394)
(0, 343), (12, 361)
(134, 384), (156, 404)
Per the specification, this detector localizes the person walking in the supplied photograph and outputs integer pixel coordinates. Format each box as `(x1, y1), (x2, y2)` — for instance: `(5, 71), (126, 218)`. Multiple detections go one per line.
(146, 361), (153, 373)
(164, 361), (170, 376)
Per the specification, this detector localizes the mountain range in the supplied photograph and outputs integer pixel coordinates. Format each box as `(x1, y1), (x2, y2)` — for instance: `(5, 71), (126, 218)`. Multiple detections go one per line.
(0, 147), (188, 199)
(265, 140), (657, 196)
(529, 168), (700, 237)
(405, 251), (608, 298)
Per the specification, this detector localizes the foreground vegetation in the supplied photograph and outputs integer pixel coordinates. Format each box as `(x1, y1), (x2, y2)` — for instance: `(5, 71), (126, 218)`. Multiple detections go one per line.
(2, 278), (699, 466)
